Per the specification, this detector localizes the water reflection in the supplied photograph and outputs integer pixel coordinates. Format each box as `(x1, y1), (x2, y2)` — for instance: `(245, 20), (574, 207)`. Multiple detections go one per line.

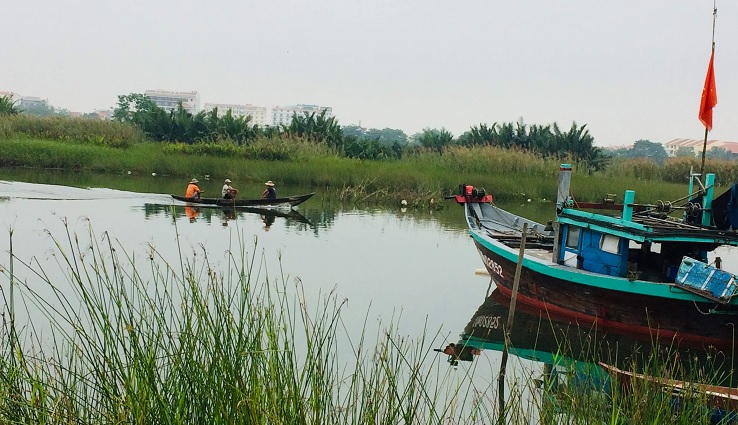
(141, 203), (313, 229)
(452, 288), (736, 388)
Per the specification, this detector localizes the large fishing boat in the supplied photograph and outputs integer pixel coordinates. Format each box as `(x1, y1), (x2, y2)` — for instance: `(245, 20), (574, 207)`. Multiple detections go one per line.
(454, 165), (738, 345)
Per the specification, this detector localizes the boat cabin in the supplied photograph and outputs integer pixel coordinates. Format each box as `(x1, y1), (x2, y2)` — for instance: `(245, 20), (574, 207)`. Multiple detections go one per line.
(556, 209), (712, 282)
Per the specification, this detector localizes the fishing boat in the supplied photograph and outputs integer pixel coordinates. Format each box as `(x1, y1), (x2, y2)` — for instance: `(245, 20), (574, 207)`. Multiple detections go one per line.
(454, 165), (738, 346)
(171, 192), (314, 208)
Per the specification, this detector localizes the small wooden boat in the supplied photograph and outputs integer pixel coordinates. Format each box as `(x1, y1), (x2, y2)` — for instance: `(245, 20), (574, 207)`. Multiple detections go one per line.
(599, 362), (738, 417)
(171, 192), (314, 208)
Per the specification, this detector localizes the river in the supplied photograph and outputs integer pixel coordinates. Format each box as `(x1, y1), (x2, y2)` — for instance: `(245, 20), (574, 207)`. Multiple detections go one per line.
(2, 171), (736, 419)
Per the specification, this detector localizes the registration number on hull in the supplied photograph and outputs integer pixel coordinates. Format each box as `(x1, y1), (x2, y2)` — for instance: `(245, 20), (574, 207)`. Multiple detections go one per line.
(478, 248), (504, 278)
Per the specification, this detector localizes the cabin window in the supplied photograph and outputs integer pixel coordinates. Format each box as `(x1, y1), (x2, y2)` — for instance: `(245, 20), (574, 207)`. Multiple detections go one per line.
(566, 226), (580, 248)
(600, 234), (620, 254)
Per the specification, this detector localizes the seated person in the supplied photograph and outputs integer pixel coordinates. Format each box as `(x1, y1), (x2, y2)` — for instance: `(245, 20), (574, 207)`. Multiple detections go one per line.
(222, 178), (238, 199)
(185, 178), (202, 200)
(261, 180), (277, 199)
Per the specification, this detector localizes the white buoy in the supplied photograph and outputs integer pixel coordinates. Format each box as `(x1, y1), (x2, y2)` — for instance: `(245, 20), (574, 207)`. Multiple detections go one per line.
(127, 171), (131, 175)
(151, 172), (157, 176)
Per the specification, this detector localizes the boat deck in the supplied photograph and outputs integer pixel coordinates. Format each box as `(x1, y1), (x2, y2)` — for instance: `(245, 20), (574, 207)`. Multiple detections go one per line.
(526, 248), (554, 262)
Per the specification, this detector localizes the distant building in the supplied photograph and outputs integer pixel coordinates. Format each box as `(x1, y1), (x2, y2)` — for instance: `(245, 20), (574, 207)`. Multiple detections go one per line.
(601, 144), (633, 152)
(203, 103), (268, 126)
(94, 109), (113, 120)
(271, 104), (333, 127)
(144, 90), (200, 114)
(664, 138), (738, 157)
(0, 92), (49, 109)
(16, 95), (48, 109)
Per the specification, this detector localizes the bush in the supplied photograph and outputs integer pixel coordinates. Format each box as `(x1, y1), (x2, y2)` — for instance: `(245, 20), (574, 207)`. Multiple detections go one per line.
(0, 115), (144, 148)
(162, 141), (244, 157)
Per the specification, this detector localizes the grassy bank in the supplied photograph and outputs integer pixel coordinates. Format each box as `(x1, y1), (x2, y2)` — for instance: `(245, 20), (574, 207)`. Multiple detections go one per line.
(3, 119), (738, 208)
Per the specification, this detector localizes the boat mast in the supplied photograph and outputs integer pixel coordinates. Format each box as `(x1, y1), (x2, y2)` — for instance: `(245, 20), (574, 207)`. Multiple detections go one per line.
(698, 2), (718, 178)
(556, 163), (572, 214)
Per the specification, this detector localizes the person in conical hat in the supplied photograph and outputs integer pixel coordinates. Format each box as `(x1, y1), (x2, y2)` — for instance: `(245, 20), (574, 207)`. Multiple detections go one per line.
(261, 180), (277, 200)
(185, 178), (202, 200)
(221, 178), (238, 199)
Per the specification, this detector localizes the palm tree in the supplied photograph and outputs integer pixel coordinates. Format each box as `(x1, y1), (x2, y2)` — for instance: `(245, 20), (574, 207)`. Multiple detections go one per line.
(0, 95), (20, 116)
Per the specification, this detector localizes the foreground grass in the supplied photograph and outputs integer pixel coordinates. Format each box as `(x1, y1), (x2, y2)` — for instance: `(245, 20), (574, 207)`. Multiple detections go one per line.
(0, 219), (504, 424)
(1, 218), (735, 423)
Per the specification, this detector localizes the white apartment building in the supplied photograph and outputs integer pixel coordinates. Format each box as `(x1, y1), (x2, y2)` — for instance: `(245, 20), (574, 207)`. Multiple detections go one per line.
(271, 104), (333, 127)
(17, 96), (48, 109)
(1, 91), (48, 109)
(144, 90), (200, 114)
(203, 103), (268, 126)
(664, 138), (738, 157)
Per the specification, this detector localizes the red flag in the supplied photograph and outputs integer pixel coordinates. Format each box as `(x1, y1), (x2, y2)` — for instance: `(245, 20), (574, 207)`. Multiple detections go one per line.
(699, 49), (717, 130)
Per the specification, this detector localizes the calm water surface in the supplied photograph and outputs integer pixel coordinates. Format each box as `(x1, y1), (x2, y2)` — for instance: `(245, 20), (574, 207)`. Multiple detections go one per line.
(2, 172), (737, 412)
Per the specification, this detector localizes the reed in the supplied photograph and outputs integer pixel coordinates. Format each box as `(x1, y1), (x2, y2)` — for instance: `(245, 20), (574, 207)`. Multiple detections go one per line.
(2, 220), (735, 423)
(529, 321), (736, 424)
(0, 133), (733, 208)
(0, 220), (507, 423)
(0, 115), (145, 148)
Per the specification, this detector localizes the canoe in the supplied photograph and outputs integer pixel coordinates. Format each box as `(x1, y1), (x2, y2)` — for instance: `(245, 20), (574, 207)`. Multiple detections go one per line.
(171, 192), (314, 208)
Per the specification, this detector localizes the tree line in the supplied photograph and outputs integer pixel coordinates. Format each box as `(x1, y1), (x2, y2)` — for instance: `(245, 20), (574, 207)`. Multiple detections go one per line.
(14, 93), (726, 169)
(109, 93), (611, 168)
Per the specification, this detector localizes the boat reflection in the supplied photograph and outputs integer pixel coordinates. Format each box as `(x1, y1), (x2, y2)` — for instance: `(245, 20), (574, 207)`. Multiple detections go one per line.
(443, 288), (738, 422)
(447, 288), (736, 386)
(142, 203), (312, 228)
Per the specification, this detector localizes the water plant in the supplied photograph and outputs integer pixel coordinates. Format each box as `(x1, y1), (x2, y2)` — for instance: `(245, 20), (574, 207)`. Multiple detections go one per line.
(0, 218), (504, 423)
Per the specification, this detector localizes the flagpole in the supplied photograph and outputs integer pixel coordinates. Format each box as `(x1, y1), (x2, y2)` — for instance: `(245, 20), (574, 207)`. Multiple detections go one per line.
(699, 3), (717, 178)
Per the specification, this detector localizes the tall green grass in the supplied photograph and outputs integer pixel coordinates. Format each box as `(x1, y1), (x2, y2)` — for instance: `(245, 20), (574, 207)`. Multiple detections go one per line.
(530, 320), (736, 424)
(2, 219), (735, 423)
(0, 115), (145, 148)
(1, 131), (735, 208)
(0, 219), (504, 423)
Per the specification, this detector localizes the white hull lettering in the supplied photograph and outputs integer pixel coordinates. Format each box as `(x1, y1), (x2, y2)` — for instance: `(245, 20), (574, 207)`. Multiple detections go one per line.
(472, 315), (501, 329)
(477, 249), (504, 278)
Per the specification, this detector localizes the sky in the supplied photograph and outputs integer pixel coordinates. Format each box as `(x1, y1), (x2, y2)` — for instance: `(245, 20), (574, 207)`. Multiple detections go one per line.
(3, 1), (737, 147)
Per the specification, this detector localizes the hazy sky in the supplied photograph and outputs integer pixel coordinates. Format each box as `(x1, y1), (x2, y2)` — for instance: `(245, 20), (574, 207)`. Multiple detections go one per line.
(3, 1), (737, 146)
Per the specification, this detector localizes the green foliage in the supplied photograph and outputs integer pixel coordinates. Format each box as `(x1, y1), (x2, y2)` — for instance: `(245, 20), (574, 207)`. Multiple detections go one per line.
(244, 137), (293, 160)
(114, 93), (264, 145)
(0, 95), (20, 116)
(674, 146), (695, 158)
(707, 146), (734, 160)
(110, 92), (609, 168)
(457, 119), (606, 171)
(162, 141), (244, 157)
(343, 136), (403, 160)
(416, 128), (454, 154)
(0, 114), (144, 148)
(620, 139), (669, 163)
(342, 125), (408, 145)
(282, 110), (343, 151)
(0, 226), (495, 423)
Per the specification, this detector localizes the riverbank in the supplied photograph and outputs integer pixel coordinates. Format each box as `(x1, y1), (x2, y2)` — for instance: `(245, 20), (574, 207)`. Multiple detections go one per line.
(3, 133), (735, 209)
